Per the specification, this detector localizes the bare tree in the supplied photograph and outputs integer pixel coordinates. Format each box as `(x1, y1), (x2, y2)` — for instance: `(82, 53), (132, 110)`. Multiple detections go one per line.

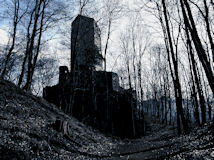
(78, 0), (90, 15)
(1, 0), (28, 78)
(158, 0), (189, 134)
(17, 0), (68, 91)
(180, 0), (214, 95)
(101, 0), (123, 71)
(120, 30), (132, 89)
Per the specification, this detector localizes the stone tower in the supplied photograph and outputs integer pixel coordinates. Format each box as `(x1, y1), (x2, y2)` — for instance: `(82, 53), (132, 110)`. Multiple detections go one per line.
(71, 15), (102, 73)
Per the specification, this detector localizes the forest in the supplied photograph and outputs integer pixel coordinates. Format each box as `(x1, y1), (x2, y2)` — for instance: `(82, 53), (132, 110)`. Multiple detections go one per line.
(0, 0), (214, 159)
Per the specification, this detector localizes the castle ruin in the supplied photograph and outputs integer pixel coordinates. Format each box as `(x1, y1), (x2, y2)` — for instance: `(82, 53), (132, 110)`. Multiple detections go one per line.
(43, 15), (144, 138)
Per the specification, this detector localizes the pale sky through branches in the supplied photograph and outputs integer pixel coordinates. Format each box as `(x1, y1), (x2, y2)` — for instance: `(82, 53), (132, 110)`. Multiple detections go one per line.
(0, 0), (159, 67)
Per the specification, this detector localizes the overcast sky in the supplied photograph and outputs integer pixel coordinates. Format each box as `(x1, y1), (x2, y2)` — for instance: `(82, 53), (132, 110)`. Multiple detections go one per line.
(0, 0), (163, 73)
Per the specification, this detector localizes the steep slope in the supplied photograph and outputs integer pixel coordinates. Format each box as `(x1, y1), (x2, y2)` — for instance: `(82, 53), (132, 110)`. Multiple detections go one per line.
(0, 79), (116, 159)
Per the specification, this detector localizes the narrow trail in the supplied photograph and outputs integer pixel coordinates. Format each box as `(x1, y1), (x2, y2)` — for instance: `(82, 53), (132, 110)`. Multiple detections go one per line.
(104, 123), (214, 160)
(104, 125), (177, 160)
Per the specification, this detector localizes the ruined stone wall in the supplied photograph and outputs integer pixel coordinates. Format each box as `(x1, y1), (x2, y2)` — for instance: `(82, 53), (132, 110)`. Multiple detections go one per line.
(43, 15), (142, 138)
(43, 67), (139, 138)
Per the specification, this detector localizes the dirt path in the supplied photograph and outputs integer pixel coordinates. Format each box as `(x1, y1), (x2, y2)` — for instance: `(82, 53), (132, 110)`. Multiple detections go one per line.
(104, 124), (214, 160)
(104, 125), (177, 160)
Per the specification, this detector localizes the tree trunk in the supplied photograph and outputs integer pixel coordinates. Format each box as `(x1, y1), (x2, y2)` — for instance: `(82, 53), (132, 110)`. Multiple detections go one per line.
(103, 19), (111, 71)
(18, 1), (37, 87)
(24, 0), (46, 91)
(1, 0), (20, 78)
(162, 0), (188, 134)
(23, 0), (43, 91)
(180, 0), (214, 95)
